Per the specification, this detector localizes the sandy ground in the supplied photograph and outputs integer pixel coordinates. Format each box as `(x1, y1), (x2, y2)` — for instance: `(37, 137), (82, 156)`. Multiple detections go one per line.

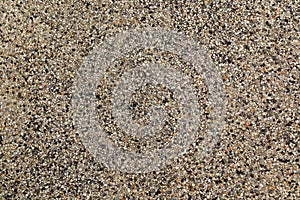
(1, 0), (299, 199)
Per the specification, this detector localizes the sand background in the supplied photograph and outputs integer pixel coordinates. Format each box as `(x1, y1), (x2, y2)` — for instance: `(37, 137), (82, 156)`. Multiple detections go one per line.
(1, 0), (299, 199)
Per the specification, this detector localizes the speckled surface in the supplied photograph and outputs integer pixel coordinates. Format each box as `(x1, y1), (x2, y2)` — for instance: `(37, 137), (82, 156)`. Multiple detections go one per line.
(1, 0), (299, 199)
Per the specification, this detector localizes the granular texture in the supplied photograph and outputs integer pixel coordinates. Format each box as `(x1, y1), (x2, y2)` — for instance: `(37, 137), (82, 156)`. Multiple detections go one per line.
(1, 0), (299, 199)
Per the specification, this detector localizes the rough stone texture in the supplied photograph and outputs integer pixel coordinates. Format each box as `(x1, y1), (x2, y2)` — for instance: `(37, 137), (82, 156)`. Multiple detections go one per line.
(1, 0), (299, 199)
